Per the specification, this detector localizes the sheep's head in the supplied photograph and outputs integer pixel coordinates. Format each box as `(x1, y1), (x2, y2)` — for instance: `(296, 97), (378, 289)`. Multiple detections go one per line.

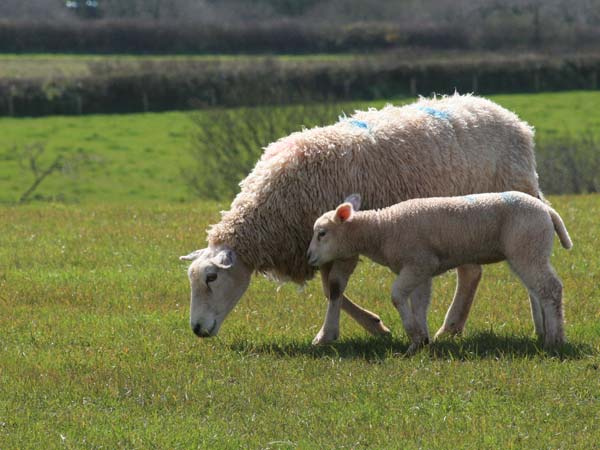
(307, 194), (361, 267)
(180, 246), (251, 338)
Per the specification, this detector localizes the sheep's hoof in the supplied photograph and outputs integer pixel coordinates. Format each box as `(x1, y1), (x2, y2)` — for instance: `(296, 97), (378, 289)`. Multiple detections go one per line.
(433, 326), (463, 341)
(312, 330), (339, 346)
(365, 316), (393, 337)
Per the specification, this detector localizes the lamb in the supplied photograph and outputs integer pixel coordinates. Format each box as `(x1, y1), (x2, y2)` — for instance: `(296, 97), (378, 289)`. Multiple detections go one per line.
(180, 94), (543, 344)
(307, 192), (572, 353)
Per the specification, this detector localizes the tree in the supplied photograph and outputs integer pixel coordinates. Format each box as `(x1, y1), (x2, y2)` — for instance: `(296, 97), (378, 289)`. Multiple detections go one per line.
(0, 0), (69, 20)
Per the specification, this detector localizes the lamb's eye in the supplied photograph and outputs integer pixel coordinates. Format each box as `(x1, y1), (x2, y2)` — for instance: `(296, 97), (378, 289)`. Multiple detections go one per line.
(317, 230), (327, 240)
(206, 273), (218, 284)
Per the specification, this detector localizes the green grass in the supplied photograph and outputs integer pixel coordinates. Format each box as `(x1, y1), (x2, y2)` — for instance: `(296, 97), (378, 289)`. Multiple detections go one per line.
(1, 91), (599, 204)
(1, 195), (599, 448)
(0, 53), (361, 79)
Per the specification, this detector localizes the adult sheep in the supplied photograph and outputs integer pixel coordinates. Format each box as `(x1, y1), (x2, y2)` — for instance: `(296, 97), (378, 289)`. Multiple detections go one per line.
(181, 94), (541, 344)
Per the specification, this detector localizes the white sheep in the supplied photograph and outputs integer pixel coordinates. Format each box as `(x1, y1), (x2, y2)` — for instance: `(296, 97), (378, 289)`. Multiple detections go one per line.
(307, 192), (572, 353)
(180, 94), (542, 344)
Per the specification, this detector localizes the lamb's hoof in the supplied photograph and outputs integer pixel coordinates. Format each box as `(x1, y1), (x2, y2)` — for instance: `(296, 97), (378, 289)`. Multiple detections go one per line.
(433, 326), (463, 341)
(405, 338), (429, 356)
(312, 330), (339, 346)
(543, 334), (566, 349)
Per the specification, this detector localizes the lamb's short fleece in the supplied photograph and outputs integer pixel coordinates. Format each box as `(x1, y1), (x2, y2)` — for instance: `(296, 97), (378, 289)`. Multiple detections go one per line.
(308, 191), (572, 352)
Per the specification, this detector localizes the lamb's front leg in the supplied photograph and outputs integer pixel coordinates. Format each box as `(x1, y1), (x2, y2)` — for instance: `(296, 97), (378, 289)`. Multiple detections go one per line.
(391, 269), (430, 354)
(410, 278), (433, 347)
(312, 259), (356, 345)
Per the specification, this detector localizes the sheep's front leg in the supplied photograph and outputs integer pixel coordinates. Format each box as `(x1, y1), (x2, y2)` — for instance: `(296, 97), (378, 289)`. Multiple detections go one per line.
(391, 268), (431, 354)
(312, 259), (356, 345)
(434, 264), (482, 340)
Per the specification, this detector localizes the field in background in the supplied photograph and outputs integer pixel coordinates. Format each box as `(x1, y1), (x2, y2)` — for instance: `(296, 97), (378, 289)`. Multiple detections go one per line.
(1, 91), (599, 204)
(1, 195), (598, 447)
(0, 53), (361, 78)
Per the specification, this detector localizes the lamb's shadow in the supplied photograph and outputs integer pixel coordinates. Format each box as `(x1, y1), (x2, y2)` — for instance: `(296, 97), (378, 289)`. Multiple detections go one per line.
(230, 331), (594, 361)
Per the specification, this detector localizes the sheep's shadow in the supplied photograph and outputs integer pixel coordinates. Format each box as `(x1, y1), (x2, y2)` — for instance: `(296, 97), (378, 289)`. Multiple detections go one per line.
(230, 331), (594, 361)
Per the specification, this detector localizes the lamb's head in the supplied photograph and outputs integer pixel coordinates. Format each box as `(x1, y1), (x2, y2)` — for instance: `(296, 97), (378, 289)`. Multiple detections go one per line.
(180, 246), (251, 338)
(307, 194), (361, 267)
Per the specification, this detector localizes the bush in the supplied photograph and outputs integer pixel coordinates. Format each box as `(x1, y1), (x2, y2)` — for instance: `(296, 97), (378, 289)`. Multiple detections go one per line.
(185, 103), (346, 199)
(537, 135), (600, 194)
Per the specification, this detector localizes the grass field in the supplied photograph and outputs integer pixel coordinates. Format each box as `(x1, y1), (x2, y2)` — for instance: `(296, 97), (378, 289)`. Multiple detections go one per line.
(1, 195), (599, 448)
(0, 53), (363, 79)
(1, 91), (600, 204)
(1, 90), (600, 447)
(0, 51), (553, 79)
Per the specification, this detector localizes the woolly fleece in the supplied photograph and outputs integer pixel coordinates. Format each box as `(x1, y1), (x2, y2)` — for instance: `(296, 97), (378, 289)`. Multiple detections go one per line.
(207, 94), (539, 283)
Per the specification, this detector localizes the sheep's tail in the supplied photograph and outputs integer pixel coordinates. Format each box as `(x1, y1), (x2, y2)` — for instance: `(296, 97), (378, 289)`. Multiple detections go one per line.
(536, 189), (549, 205)
(548, 207), (573, 249)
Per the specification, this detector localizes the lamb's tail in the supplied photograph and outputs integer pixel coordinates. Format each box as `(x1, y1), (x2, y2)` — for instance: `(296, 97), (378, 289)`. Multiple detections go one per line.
(548, 207), (573, 249)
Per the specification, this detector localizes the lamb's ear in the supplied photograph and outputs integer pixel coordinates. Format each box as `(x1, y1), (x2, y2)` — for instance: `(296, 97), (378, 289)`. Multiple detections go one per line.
(179, 249), (206, 261)
(335, 202), (354, 223)
(344, 193), (361, 211)
(211, 249), (236, 269)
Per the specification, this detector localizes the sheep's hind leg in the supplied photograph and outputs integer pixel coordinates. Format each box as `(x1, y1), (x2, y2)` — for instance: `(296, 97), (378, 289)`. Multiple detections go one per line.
(312, 258), (357, 345)
(341, 296), (391, 337)
(434, 264), (482, 340)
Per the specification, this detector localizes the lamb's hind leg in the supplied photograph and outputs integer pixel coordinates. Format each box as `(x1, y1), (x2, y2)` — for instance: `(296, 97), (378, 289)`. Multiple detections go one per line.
(511, 261), (565, 347)
(528, 291), (545, 340)
(434, 264), (482, 339)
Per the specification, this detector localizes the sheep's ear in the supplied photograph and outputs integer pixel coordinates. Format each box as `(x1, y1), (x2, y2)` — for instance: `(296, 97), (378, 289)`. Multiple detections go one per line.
(211, 249), (236, 269)
(344, 193), (361, 211)
(179, 249), (206, 261)
(335, 202), (354, 223)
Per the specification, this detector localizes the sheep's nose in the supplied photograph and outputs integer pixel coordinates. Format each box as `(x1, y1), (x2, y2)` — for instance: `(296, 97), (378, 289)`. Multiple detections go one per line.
(193, 323), (211, 338)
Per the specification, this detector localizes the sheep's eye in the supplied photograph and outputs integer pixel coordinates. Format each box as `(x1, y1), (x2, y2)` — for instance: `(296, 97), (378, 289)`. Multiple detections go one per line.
(317, 230), (327, 240)
(206, 273), (218, 284)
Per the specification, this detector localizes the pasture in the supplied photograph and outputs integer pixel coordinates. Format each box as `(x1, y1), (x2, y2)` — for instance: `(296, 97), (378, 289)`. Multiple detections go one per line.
(1, 90), (599, 447)
(1, 196), (599, 448)
(1, 91), (600, 204)
(0, 54), (362, 79)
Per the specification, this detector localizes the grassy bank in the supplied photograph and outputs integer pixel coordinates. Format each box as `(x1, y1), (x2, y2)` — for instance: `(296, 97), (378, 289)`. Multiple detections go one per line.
(1, 195), (598, 448)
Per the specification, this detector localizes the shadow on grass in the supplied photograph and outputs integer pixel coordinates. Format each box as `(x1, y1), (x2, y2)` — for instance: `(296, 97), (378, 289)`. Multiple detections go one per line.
(230, 331), (594, 362)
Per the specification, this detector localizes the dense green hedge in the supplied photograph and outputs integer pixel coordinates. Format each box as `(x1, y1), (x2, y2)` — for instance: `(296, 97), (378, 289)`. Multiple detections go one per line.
(1, 54), (599, 116)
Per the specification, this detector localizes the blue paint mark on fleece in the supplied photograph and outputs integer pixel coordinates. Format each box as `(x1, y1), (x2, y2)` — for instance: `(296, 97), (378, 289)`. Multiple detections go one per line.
(500, 192), (518, 204)
(418, 106), (450, 120)
(349, 119), (369, 130)
(463, 195), (477, 204)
